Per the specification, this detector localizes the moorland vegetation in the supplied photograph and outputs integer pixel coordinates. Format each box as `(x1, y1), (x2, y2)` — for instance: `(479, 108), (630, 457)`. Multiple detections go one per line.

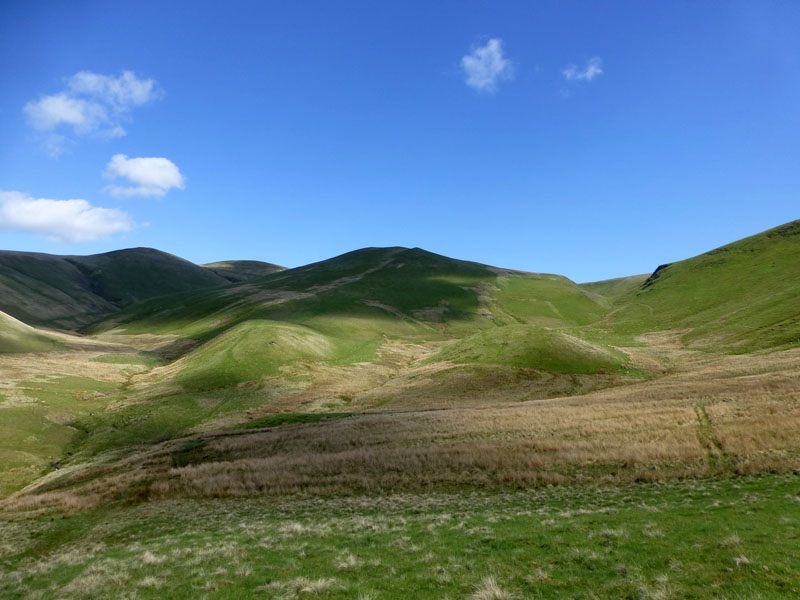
(1, 220), (799, 598)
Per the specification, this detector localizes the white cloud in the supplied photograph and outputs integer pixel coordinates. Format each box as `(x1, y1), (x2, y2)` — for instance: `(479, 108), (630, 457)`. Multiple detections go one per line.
(23, 70), (161, 155)
(461, 38), (514, 93)
(24, 94), (104, 132)
(0, 190), (133, 243)
(68, 70), (158, 110)
(104, 154), (186, 198)
(562, 57), (604, 82)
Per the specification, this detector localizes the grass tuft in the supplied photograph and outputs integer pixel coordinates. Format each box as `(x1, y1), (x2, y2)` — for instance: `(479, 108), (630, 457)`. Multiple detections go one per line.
(470, 576), (513, 600)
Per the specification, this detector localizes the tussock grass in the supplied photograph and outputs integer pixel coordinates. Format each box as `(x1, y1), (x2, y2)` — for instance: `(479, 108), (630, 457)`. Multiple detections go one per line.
(2, 474), (799, 599)
(259, 576), (340, 597)
(2, 227), (800, 598)
(6, 342), (800, 510)
(470, 576), (513, 599)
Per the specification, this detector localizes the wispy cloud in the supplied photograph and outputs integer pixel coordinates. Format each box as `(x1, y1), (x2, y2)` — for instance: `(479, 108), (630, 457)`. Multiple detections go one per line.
(0, 190), (133, 243)
(562, 57), (604, 82)
(104, 154), (185, 198)
(461, 38), (514, 93)
(24, 71), (161, 156)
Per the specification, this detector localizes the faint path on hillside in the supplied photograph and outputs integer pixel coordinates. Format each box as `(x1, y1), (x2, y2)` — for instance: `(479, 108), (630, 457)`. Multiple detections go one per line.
(219, 251), (406, 312)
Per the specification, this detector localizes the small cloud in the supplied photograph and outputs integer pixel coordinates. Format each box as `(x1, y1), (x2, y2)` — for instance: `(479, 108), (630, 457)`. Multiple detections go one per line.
(23, 70), (161, 156)
(104, 154), (185, 198)
(0, 190), (133, 243)
(461, 38), (514, 93)
(24, 93), (105, 132)
(562, 57), (604, 82)
(67, 70), (159, 110)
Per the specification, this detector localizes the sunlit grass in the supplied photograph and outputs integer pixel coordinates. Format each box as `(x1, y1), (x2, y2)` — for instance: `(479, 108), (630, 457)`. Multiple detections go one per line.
(2, 474), (799, 599)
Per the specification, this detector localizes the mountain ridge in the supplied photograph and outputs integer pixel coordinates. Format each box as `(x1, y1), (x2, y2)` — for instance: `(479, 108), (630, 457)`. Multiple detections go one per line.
(0, 247), (250, 329)
(2, 218), (799, 358)
(2, 218), (800, 510)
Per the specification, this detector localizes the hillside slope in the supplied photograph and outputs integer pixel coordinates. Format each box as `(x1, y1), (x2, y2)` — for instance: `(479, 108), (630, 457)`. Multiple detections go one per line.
(67, 248), (229, 305)
(0, 310), (62, 353)
(5, 222), (800, 504)
(580, 274), (649, 306)
(606, 219), (800, 351)
(0, 248), (231, 329)
(89, 247), (614, 391)
(430, 324), (627, 373)
(202, 260), (285, 282)
(94, 247), (609, 338)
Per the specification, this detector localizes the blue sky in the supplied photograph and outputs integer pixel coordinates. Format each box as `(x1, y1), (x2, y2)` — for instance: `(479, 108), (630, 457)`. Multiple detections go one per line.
(1, 1), (799, 282)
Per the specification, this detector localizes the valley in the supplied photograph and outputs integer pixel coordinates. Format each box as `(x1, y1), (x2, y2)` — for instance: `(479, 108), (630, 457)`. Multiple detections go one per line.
(1, 220), (799, 598)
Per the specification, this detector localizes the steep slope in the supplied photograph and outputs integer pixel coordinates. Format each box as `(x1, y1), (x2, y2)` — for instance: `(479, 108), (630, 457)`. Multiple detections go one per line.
(95, 247), (608, 338)
(202, 260), (286, 282)
(90, 247), (612, 390)
(0, 248), (231, 329)
(0, 251), (116, 329)
(430, 324), (626, 373)
(175, 320), (339, 391)
(580, 274), (649, 306)
(67, 248), (228, 305)
(0, 310), (62, 353)
(607, 219), (800, 351)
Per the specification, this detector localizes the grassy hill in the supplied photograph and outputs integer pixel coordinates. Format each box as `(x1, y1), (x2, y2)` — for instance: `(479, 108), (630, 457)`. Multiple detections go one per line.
(88, 247), (613, 391)
(201, 259), (285, 282)
(98, 247), (607, 336)
(0, 248), (232, 329)
(3, 222), (800, 600)
(580, 274), (649, 306)
(4, 220), (800, 491)
(430, 324), (627, 373)
(0, 251), (117, 329)
(11, 247), (617, 460)
(0, 310), (62, 353)
(66, 248), (229, 306)
(175, 320), (343, 391)
(604, 219), (800, 351)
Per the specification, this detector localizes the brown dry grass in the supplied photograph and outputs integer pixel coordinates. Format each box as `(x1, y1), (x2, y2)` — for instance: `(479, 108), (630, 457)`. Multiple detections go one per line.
(0, 338), (137, 406)
(245, 337), (631, 417)
(5, 332), (800, 513)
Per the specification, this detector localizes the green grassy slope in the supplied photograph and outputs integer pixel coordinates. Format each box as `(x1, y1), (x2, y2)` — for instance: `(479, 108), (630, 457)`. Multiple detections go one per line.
(66, 248), (228, 306)
(5, 222), (800, 509)
(606, 220), (800, 351)
(489, 272), (609, 326)
(94, 247), (609, 337)
(0, 310), (63, 353)
(0, 248), (231, 329)
(580, 274), (649, 306)
(201, 259), (285, 282)
(90, 247), (612, 390)
(0, 375), (118, 496)
(430, 324), (627, 373)
(176, 320), (339, 391)
(0, 251), (117, 329)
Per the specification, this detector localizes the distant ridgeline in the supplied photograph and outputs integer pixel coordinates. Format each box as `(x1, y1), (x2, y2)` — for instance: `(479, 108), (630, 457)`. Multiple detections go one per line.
(0, 247), (284, 330)
(1, 219), (799, 372)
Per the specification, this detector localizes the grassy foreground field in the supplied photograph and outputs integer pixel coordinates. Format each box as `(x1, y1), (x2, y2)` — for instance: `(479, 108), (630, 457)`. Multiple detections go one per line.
(2, 473), (799, 599)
